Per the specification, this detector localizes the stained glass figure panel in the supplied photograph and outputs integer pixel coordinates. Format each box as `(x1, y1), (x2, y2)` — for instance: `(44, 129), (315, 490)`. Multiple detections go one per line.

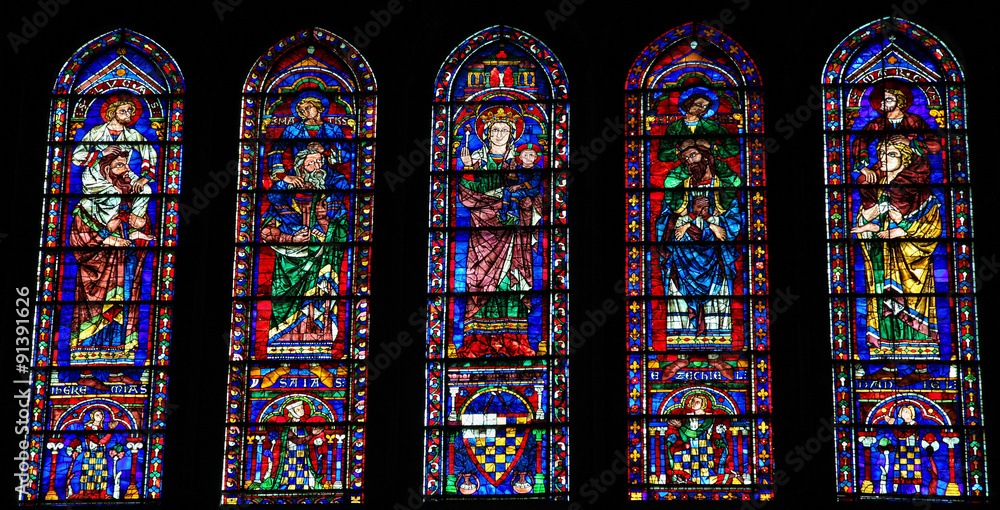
(22, 29), (184, 504)
(625, 23), (771, 501)
(223, 28), (374, 505)
(823, 18), (986, 501)
(425, 26), (569, 501)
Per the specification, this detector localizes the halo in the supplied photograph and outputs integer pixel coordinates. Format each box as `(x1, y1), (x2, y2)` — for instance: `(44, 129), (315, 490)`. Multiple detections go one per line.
(57, 399), (136, 430)
(661, 385), (739, 415)
(865, 393), (949, 425)
(515, 142), (543, 154)
(475, 104), (524, 143)
(292, 90), (331, 119)
(867, 79), (914, 112)
(100, 92), (143, 126)
(678, 87), (719, 119)
(682, 391), (714, 411)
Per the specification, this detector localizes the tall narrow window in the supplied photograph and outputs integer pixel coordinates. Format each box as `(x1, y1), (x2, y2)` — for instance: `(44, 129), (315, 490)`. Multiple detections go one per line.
(625, 23), (771, 501)
(424, 26), (569, 500)
(824, 18), (985, 501)
(22, 29), (184, 503)
(222, 28), (375, 505)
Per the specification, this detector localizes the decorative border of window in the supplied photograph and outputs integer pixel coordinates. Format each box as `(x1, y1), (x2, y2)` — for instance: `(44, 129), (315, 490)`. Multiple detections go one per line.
(22, 28), (184, 504)
(222, 28), (375, 505)
(424, 25), (569, 500)
(625, 22), (771, 501)
(823, 17), (986, 502)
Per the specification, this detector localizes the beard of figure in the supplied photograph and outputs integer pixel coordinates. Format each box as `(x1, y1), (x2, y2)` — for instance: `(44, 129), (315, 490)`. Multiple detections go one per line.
(109, 169), (132, 194)
(687, 148), (715, 184)
(100, 155), (133, 194)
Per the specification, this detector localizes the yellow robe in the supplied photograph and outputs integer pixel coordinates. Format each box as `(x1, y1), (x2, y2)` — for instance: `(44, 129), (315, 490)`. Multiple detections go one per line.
(858, 191), (941, 358)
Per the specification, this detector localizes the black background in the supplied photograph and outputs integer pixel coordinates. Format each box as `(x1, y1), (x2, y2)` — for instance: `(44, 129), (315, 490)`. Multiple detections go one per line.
(3, 0), (998, 508)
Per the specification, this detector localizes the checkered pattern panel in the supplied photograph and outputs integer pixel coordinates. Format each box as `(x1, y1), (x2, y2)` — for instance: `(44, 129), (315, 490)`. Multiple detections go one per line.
(81, 450), (108, 491)
(671, 438), (716, 478)
(473, 429), (520, 477)
(281, 444), (315, 490)
(893, 445), (922, 482)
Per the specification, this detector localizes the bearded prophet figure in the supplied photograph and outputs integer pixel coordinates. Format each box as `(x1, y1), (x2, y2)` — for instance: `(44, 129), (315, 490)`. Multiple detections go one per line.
(268, 92), (351, 184)
(261, 142), (350, 360)
(655, 139), (741, 339)
(850, 86), (941, 173)
(66, 146), (152, 390)
(456, 108), (541, 357)
(851, 139), (941, 359)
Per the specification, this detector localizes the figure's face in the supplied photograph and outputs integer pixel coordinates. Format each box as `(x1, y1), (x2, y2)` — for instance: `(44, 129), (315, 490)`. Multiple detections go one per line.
(489, 123), (511, 147)
(114, 104), (134, 125)
(298, 102), (321, 121)
(92, 410), (105, 422)
(302, 153), (324, 173)
(690, 397), (704, 411)
(880, 94), (898, 113)
(108, 156), (130, 180)
(899, 406), (914, 423)
(687, 98), (711, 117)
(879, 146), (902, 172)
(519, 149), (538, 167)
(681, 148), (702, 165)
(288, 402), (305, 419)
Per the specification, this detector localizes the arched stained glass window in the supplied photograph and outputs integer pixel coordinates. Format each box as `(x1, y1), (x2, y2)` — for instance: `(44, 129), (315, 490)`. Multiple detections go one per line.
(625, 23), (770, 501)
(223, 28), (375, 505)
(823, 18), (985, 501)
(424, 25), (569, 500)
(22, 29), (184, 503)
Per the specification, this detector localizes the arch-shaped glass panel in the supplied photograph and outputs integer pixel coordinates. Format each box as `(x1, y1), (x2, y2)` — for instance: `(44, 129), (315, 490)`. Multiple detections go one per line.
(823, 18), (985, 502)
(22, 29), (184, 504)
(222, 28), (375, 505)
(424, 25), (569, 501)
(625, 22), (771, 501)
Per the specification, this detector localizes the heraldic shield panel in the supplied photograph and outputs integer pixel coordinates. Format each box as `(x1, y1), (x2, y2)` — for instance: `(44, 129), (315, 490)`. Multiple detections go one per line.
(624, 23), (772, 501)
(424, 26), (569, 501)
(222, 28), (375, 505)
(21, 29), (184, 504)
(823, 18), (986, 502)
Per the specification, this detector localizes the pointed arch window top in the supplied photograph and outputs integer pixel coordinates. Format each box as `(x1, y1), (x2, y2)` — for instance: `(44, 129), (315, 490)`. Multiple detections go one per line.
(626, 22), (760, 91)
(823, 18), (963, 85)
(55, 29), (184, 95)
(433, 25), (568, 102)
(244, 28), (375, 94)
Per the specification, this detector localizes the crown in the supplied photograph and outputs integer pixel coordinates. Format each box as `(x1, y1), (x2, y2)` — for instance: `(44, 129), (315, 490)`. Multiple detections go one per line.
(480, 106), (521, 123)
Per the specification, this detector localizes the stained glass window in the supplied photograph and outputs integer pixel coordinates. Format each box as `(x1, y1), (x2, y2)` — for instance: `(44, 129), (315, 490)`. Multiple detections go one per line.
(824, 18), (985, 501)
(424, 25), (569, 500)
(625, 23), (771, 501)
(222, 28), (375, 505)
(21, 29), (184, 503)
